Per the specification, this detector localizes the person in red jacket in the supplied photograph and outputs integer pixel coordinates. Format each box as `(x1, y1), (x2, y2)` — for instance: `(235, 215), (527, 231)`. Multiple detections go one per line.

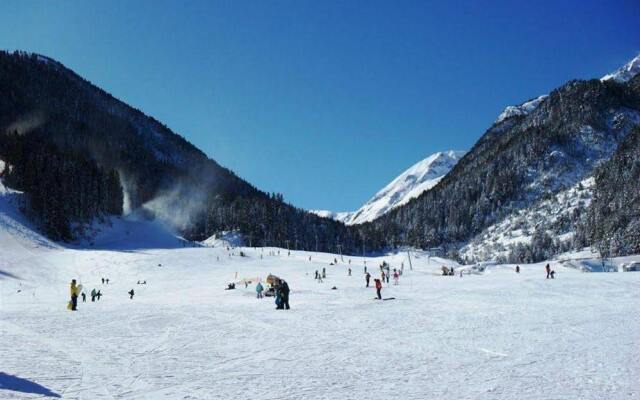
(374, 278), (382, 300)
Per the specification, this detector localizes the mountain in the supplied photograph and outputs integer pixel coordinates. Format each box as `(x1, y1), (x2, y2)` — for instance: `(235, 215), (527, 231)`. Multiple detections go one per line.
(0, 51), (364, 252)
(313, 151), (465, 225)
(365, 54), (640, 262)
(601, 54), (640, 83)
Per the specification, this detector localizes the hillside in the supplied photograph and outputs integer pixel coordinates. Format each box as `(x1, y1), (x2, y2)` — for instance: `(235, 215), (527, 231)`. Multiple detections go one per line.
(1, 198), (639, 399)
(0, 51), (363, 253)
(366, 55), (640, 261)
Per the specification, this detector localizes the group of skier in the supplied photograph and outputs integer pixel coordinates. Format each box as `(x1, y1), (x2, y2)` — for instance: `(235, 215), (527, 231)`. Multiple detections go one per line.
(252, 279), (290, 309)
(68, 277), (138, 310)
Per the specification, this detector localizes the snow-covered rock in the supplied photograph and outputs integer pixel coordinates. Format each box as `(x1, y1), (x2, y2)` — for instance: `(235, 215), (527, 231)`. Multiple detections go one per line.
(309, 210), (353, 223)
(601, 54), (640, 83)
(315, 151), (465, 225)
(496, 95), (548, 123)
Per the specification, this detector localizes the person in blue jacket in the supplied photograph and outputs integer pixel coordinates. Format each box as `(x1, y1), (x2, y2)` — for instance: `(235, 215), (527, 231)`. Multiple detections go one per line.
(256, 282), (264, 299)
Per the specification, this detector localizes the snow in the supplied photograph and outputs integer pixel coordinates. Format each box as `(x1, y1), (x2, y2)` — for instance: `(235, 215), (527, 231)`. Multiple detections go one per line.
(202, 231), (244, 248)
(460, 177), (594, 262)
(601, 54), (640, 83)
(496, 95), (548, 123)
(314, 151), (465, 225)
(308, 209), (353, 223)
(1, 183), (640, 399)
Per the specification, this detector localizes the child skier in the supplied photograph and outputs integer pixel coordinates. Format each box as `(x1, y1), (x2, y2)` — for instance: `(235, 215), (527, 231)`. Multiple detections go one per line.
(374, 278), (382, 300)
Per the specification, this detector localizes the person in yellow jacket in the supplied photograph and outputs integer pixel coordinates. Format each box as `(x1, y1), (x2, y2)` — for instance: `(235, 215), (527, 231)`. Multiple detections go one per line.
(70, 279), (79, 311)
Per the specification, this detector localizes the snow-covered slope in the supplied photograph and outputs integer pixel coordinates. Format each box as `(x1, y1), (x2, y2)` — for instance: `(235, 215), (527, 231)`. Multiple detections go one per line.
(314, 151), (465, 225)
(495, 95), (548, 123)
(601, 54), (640, 83)
(1, 195), (640, 399)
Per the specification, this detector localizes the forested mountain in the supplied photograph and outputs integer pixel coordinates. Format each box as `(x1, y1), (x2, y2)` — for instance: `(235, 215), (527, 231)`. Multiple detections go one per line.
(578, 124), (640, 257)
(365, 57), (640, 260)
(1, 50), (639, 261)
(0, 51), (362, 251)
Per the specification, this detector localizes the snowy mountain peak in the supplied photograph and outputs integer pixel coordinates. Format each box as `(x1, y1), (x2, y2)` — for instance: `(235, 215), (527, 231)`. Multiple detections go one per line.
(314, 150), (465, 225)
(601, 54), (640, 83)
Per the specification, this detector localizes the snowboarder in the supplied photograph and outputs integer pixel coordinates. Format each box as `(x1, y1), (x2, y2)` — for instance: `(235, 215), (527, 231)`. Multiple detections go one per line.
(91, 288), (97, 302)
(69, 279), (79, 311)
(256, 282), (264, 298)
(365, 272), (371, 288)
(81, 292), (86, 302)
(128, 289), (135, 299)
(545, 264), (551, 279)
(280, 280), (291, 310)
(515, 265), (520, 273)
(374, 278), (382, 300)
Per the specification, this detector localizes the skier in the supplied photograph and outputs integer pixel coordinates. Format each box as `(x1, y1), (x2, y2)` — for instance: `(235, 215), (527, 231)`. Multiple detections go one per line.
(381, 271), (386, 284)
(106, 278), (109, 284)
(256, 281), (264, 299)
(97, 290), (102, 300)
(365, 272), (371, 288)
(550, 270), (556, 279)
(545, 264), (551, 279)
(515, 265), (520, 273)
(393, 270), (399, 285)
(364, 266), (367, 274)
(315, 270), (319, 280)
(280, 280), (291, 310)
(81, 292), (86, 302)
(101, 278), (105, 284)
(348, 268), (352, 276)
(69, 279), (79, 311)
(322, 267), (326, 279)
(128, 289), (135, 299)
(450, 267), (455, 276)
(91, 288), (97, 302)
(374, 278), (382, 300)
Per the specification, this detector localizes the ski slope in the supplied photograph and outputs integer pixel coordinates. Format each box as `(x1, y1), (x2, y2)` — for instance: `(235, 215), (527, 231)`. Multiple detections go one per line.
(2, 226), (640, 399)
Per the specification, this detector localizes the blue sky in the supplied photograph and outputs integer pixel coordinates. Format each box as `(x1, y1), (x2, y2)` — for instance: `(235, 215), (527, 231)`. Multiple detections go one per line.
(0, 1), (638, 211)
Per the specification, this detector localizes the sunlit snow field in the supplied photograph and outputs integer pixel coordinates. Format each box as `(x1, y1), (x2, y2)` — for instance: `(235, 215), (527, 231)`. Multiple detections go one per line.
(1, 232), (639, 399)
